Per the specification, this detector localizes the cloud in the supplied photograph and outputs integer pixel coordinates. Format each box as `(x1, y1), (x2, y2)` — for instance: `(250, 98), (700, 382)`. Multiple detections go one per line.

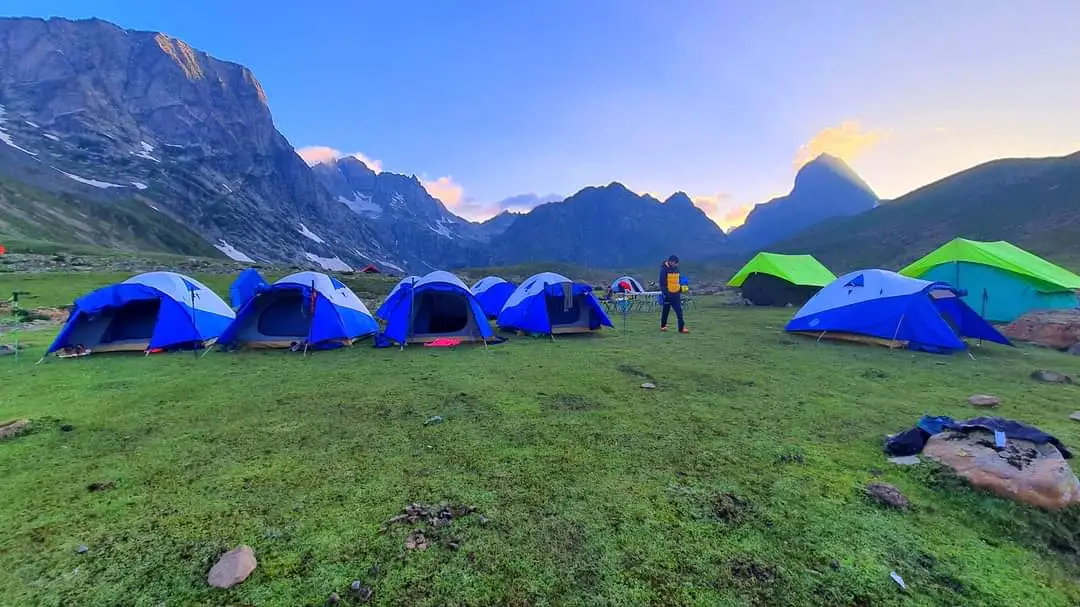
(689, 193), (754, 231)
(296, 146), (383, 172)
(793, 121), (886, 170)
(424, 184), (562, 222)
(422, 176), (465, 207)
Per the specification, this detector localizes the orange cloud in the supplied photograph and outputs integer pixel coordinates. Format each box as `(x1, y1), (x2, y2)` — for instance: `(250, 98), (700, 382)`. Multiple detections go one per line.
(793, 121), (886, 169)
(689, 193), (752, 230)
(422, 176), (465, 207)
(296, 146), (383, 172)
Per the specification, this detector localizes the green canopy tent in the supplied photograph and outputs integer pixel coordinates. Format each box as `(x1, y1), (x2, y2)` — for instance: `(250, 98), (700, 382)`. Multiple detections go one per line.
(728, 252), (836, 306)
(899, 238), (1080, 322)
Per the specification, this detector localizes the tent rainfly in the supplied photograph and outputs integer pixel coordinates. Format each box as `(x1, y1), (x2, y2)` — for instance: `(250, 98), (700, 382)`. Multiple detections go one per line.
(728, 252), (836, 307)
(899, 238), (1080, 322)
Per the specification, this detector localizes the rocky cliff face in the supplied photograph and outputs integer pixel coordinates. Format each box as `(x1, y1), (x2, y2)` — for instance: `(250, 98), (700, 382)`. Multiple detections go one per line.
(309, 156), (486, 270)
(0, 17), (398, 271)
(725, 154), (879, 252)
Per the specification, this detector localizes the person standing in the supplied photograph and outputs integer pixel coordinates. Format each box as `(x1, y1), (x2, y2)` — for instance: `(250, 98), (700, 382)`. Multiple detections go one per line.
(659, 255), (688, 333)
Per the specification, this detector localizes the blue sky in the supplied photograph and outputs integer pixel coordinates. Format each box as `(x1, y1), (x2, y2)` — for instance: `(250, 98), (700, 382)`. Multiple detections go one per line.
(5, 1), (1080, 225)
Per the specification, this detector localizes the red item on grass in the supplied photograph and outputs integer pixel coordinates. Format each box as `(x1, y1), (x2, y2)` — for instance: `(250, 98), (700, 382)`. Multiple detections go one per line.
(424, 337), (462, 348)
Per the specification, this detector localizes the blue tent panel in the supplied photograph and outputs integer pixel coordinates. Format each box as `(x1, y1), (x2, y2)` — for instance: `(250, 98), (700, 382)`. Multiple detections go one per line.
(472, 276), (517, 318)
(380, 271), (493, 344)
(498, 272), (612, 335)
(229, 268), (268, 308)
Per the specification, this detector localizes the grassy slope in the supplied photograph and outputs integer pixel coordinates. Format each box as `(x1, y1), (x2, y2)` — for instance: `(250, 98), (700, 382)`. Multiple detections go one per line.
(0, 177), (224, 259)
(773, 153), (1080, 273)
(2, 274), (1080, 606)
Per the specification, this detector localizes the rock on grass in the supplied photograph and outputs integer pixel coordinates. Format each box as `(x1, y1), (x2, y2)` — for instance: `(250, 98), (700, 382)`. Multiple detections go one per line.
(1031, 370), (1073, 384)
(207, 545), (257, 589)
(0, 418), (30, 440)
(967, 394), (1000, 407)
(865, 483), (909, 509)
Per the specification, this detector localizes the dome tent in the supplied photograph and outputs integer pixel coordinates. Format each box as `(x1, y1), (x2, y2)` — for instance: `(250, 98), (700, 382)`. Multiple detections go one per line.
(48, 271), (234, 356)
(218, 271), (378, 350)
(610, 275), (645, 293)
(498, 272), (613, 335)
(728, 252), (835, 307)
(377, 271), (493, 344)
(229, 268), (268, 309)
(785, 269), (1011, 353)
(472, 276), (517, 319)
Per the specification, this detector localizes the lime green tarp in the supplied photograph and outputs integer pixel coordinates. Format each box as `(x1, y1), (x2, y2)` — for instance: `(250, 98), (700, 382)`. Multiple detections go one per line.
(728, 252), (836, 288)
(899, 238), (1080, 292)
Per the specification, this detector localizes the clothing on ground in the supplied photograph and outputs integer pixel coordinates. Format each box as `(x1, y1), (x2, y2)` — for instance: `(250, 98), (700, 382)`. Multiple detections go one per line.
(884, 415), (1071, 458)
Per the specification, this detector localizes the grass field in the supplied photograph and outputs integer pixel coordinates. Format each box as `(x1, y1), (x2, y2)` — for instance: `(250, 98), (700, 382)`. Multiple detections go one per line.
(2, 272), (1080, 606)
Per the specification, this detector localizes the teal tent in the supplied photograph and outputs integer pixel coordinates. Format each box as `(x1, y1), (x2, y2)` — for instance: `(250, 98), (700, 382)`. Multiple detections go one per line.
(899, 238), (1080, 322)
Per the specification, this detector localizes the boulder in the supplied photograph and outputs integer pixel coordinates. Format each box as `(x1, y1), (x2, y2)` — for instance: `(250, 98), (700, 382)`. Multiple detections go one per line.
(968, 394), (1001, 408)
(922, 431), (1080, 509)
(1001, 310), (1080, 350)
(0, 419), (30, 440)
(1070, 412), (1080, 422)
(1031, 370), (1073, 384)
(207, 545), (257, 589)
(865, 482), (909, 509)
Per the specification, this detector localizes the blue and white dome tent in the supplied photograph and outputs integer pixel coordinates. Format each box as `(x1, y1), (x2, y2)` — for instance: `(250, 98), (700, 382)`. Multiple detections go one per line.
(218, 271), (378, 350)
(377, 270), (493, 344)
(47, 271), (235, 356)
(498, 272), (613, 335)
(609, 275), (645, 293)
(471, 276), (517, 319)
(785, 269), (1011, 353)
(229, 268), (268, 309)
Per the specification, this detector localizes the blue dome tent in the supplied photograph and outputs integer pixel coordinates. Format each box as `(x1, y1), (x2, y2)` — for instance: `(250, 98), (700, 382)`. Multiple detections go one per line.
(378, 271), (493, 344)
(376, 276), (418, 320)
(610, 276), (644, 293)
(219, 271), (378, 350)
(498, 272), (613, 335)
(48, 271), (235, 355)
(471, 276), (517, 319)
(785, 269), (1011, 353)
(229, 268), (268, 309)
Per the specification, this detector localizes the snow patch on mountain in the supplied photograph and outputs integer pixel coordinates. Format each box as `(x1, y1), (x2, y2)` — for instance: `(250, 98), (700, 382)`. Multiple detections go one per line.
(428, 217), (456, 239)
(0, 105), (38, 156)
(131, 140), (159, 162)
(131, 181), (148, 190)
(24, 120), (39, 128)
(215, 240), (255, 262)
(42, 133), (60, 141)
(338, 192), (382, 216)
(304, 252), (351, 272)
(56, 168), (124, 188)
(297, 222), (326, 244)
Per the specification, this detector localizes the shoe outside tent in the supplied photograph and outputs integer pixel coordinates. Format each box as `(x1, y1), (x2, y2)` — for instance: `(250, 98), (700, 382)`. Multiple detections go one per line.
(785, 269), (1011, 353)
(471, 276), (517, 319)
(898, 238), (1080, 322)
(218, 271), (377, 350)
(47, 271), (234, 356)
(378, 271), (493, 344)
(498, 272), (613, 335)
(728, 252), (836, 307)
(229, 268), (268, 309)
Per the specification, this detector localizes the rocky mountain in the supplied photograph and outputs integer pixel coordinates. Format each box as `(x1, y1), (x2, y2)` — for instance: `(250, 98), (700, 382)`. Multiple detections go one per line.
(488, 183), (726, 267)
(477, 210), (521, 237)
(308, 156), (485, 270)
(774, 151), (1080, 270)
(725, 154), (879, 252)
(0, 16), (434, 272)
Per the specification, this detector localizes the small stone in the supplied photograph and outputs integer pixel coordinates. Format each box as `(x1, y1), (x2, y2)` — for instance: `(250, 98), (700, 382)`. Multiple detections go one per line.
(0, 418), (30, 440)
(60, 424), (74, 432)
(424, 415), (444, 425)
(887, 455), (921, 466)
(76, 545), (88, 554)
(327, 592), (341, 605)
(405, 529), (428, 550)
(478, 514), (490, 525)
(356, 586), (373, 603)
(830, 559), (840, 570)
(448, 541), (460, 551)
(865, 482), (909, 509)
(870, 468), (882, 478)
(1070, 412), (1080, 422)
(641, 382), (656, 390)
(890, 570), (907, 590)
(967, 394), (1001, 407)
(350, 580), (362, 592)
(207, 545), (257, 589)
(1031, 369), (1073, 384)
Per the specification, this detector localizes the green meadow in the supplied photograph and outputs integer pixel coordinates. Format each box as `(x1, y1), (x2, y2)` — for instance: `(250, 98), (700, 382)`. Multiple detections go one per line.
(1, 272), (1080, 606)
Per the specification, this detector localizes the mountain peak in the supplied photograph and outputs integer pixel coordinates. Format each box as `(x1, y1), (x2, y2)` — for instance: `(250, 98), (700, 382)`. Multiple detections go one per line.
(663, 192), (695, 208)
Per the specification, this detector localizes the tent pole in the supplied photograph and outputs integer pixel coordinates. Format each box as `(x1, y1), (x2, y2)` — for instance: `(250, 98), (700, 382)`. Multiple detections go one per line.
(303, 279), (315, 356)
(890, 314), (906, 350)
(189, 281), (199, 359)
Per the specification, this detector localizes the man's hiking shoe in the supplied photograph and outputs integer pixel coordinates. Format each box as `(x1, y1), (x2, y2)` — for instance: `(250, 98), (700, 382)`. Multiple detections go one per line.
(660, 326), (668, 332)
(679, 328), (690, 334)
